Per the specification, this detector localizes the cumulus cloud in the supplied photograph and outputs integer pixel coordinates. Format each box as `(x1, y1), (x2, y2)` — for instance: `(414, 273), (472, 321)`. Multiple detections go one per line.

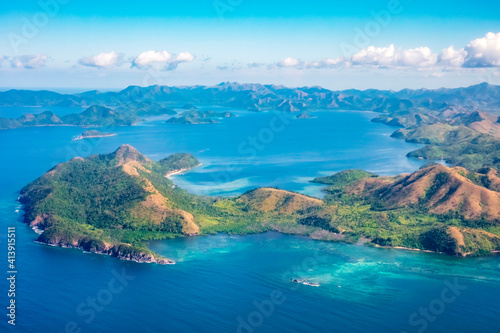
(11, 54), (47, 69)
(132, 50), (194, 70)
(351, 45), (397, 67)
(398, 47), (437, 67)
(275, 57), (344, 69)
(78, 51), (123, 68)
(438, 46), (466, 67)
(351, 45), (437, 68)
(271, 32), (500, 71)
(463, 32), (500, 67)
(305, 57), (344, 69)
(132, 50), (172, 69)
(277, 57), (302, 68)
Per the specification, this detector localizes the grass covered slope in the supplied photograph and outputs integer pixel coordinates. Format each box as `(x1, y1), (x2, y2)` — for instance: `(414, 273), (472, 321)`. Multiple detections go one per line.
(314, 166), (500, 256)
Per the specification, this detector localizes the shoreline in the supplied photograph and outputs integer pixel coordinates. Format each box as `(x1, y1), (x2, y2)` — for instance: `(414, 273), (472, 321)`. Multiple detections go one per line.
(34, 240), (175, 265)
(165, 162), (203, 177)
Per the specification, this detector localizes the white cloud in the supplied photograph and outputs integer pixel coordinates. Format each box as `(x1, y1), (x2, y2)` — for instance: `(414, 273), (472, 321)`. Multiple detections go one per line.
(305, 57), (345, 69)
(275, 57), (345, 69)
(132, 50), (172, 69)
(351, 45), (437, 68)
(398, 47), (437, 67)
(463, 32), (500, 67)
(11, 54), (47, 69)
(277, 57), (302, 68)
(351, 45), (397, 67)
(78, 51), (123, 68)
(176, 52), (195, 63)
(132, 50), (194, 70)
(271, 32), (500, 71)
(166, 52), (195, 70)
(438, 46), (466, 67)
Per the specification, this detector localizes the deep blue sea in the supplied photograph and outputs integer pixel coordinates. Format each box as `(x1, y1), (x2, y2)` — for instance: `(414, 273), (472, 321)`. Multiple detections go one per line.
(0, 108), (499, 332)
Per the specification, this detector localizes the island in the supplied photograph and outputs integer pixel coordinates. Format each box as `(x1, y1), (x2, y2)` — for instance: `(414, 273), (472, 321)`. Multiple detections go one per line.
(296, 112), (313, 119)
(166, 110), (236, 125)
(20, 145), (500, 265)
(371, 108), (500, 171)
(74, 130), (116, 140)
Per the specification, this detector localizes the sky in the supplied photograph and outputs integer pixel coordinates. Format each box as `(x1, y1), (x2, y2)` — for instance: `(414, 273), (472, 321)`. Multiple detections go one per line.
(1, 0), (500, 91)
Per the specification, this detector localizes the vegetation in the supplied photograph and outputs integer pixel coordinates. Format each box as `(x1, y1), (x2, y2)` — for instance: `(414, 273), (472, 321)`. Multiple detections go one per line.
(408, 134), (500, 170)
(313, 170), (377, 193)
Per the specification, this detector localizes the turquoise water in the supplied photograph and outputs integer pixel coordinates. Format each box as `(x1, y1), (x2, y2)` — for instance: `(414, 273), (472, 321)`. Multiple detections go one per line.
(0, 109), (499, 332)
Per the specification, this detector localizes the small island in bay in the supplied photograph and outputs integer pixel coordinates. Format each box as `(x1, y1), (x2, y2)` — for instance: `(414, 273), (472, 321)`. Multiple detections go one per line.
(74, 130), (116, 140)
(167, 110), (236, 125)
(296, 112), (314, 119)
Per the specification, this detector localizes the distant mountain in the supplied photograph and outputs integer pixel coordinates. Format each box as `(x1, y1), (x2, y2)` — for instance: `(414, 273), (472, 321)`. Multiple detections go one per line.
(60, 105), (139, 126)
(0, 105), (141, 129)
(3, 82), (500, 112)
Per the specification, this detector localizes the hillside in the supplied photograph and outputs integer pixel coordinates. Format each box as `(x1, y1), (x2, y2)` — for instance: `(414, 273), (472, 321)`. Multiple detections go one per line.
(238, 188), (322, 214)
(344, 165), (500, 220)
(313, 165), (500, 256)
(20, 145), (204, 264)
(313, 170), (378, 192)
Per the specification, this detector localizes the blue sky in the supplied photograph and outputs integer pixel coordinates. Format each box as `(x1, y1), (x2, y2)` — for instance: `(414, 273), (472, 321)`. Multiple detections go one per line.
(1, 0), (500, 91)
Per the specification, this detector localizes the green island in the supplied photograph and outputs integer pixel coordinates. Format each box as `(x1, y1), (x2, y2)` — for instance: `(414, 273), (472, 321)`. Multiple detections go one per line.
(20, 145), (500, 264)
